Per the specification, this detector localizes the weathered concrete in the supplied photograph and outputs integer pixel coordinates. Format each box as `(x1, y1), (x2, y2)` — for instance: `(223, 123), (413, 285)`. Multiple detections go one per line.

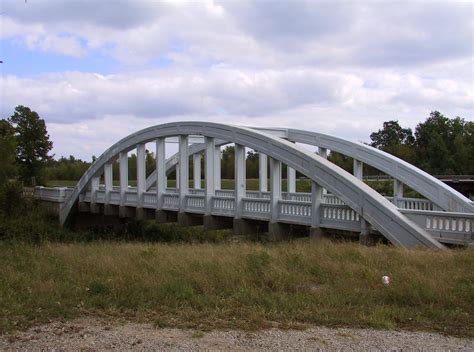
(104, 204), (118, 216)
(119, 206), (135, 219)
(90, 203), (101, 214)
(203, 215), (233, 231)
(177, 212), (202, 226)
(233, 218), (264, 236)
(309, 227), (325, 240)
(268, 222), (288, 241)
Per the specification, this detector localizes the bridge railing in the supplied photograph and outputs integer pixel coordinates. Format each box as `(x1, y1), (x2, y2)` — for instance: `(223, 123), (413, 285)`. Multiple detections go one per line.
(242, 198), (271, 220)
(211, 196), (235, 216)
(185, 194), (205, 212)
(401, 210), (473, 245)
(34, 186), (473, 245)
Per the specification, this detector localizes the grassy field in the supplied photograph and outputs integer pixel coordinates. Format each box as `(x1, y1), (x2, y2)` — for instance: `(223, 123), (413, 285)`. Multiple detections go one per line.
(0, 239), (472, 337)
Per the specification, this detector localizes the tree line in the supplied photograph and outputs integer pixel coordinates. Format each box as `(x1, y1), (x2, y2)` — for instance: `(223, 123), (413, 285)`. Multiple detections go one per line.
(1, 106), (472, 189)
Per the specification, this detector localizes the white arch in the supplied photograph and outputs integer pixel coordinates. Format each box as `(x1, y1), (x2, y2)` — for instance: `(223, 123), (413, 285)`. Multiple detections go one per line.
(146, 128), (473, 213)
(60, 122), (444, 249)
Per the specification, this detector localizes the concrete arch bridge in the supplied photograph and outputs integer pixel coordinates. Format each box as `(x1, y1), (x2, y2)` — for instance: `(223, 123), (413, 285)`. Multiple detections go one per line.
(35, 122), (474, 249)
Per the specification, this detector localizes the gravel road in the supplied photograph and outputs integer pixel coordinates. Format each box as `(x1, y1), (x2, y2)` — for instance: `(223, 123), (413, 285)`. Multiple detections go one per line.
(1, 318), (473, 351)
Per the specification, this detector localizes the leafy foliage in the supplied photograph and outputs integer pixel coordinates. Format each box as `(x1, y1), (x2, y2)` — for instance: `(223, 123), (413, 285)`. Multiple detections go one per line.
(7, 106), (53, 185)
(368, 112), (473, 175)
(0, 119), (17, 185)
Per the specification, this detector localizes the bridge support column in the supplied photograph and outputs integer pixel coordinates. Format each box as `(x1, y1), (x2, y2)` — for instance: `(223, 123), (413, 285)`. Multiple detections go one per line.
(90, 176), (100, 214)
(205, 137), (215, 215)
(287, 166), (296, 193)
(319, 147), (328, 195)
(235, 144), (246, 218)
(156, 137), (167, 222)
(259, 153), (267, 193)
(136, 143), (146, 219)
(353, 159), (372, 243)
(214, 145), (221, 190)
(393, 179), (403, 207)
(233, 144), (247, 235)
(268, 157), (285, 241)
(103, 162), (114, 216)
(353, 159), (363, 180)
(176, 164), (180, 189)
(193, 153), (201, 189)
(310, 181), (324, 240)
(178, 135), (189, 222)
(119, 151), (128, 218)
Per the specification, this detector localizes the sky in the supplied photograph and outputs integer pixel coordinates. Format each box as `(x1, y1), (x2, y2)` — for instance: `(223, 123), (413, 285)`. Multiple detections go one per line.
(0, 0), (473, 160)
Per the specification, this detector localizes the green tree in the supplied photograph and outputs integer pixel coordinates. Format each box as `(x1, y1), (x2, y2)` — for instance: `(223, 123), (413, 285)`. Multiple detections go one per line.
(8, 106), (53, 185)
(414, 112), (471, 174)
(369, 120), (415, 164)
(370, 120), (414, 149)
(0, 119), (17, 185)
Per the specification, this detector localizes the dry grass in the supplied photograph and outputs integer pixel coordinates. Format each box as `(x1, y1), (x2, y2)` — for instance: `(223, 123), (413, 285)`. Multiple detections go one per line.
(0, 240), (473, 337)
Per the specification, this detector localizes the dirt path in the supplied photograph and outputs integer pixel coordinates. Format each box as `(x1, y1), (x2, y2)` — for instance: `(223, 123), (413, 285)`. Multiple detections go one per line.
(1, 318), (473, 351)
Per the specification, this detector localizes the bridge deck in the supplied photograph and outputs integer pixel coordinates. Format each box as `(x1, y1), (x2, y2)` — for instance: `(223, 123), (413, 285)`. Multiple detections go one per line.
(36, 187), (474, 247)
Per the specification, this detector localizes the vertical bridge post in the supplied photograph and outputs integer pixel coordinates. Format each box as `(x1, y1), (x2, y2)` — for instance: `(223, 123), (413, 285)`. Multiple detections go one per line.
(155, 137), (166, 222)
(214, 145), (221, 190)
(103, 163), (114, 215)
(177, 135), (192, 225)
(259, 153), (267, 193)
(136, 143), (146, 219)
(119, 151), (128, 217)
(268, 157), (284, 240)
(193, 153), (201, 189)
(393, 179), (403, 207)
(310, 181), (324, 239)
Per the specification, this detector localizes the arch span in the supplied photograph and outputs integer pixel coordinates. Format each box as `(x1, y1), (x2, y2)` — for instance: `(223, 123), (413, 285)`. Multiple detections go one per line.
(146, 128), (473, 213)
(60, 122), (444, 249)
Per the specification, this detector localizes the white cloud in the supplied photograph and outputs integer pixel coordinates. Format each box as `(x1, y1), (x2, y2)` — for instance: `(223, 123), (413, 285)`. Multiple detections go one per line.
(0, 0), (472, 159)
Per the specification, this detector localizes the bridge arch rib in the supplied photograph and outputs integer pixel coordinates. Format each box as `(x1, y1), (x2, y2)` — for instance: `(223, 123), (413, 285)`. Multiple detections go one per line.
(60, 122), (444, 249)
(145, 129), (473, 213)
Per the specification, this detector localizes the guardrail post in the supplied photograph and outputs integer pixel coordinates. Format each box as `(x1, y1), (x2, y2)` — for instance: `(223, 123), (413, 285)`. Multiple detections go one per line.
(193, 153), (201, 190)
(259, 152), (267, 193)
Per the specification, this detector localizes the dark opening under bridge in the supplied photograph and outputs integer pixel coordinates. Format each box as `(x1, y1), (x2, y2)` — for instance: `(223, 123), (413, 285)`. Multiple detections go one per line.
(35, 122), (474, 249)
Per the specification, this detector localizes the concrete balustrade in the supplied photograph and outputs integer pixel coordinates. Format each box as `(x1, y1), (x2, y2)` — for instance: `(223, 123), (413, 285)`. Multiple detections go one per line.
(45, 122), (474, 249)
